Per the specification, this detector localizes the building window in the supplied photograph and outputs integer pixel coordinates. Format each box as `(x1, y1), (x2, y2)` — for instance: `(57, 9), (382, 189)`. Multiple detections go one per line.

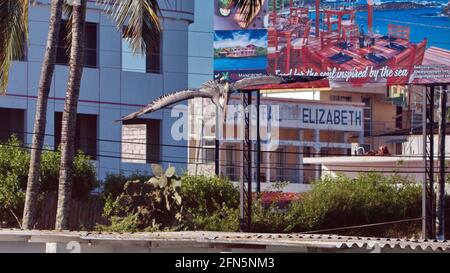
(395, 143), (403, 155)
(121, 119), (161, 164)
(362, 97), (372, 136)
(0, 108), (25, 143)
(202, 138), (216, 164)
(122, 30), (161, 73)
(225, 145), (238, 181)
(276, 147), (285, 180)
(55, 112), (98, 159)
(395, 106), (403, 129)
(330, 95), (352, 102)
(56, 21), (98, 68)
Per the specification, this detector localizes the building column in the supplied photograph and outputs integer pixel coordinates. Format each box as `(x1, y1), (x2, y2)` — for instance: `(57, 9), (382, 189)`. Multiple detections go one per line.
(359, 130), (365, 145)
(266, 150), (271, 183)
(313, 129), (321, 181)
(298, 129), (304, 184)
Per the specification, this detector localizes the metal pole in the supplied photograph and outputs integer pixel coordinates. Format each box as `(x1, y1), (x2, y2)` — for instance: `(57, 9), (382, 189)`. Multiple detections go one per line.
(429, 86), (436, 239)
(422, 86), (427, 239)
(215, 105), (220, 176)
(423, 84), (436, 239)
(246, 91), (252, 230)
(436, 86), (446, 240)
(256, 90), (261, 194)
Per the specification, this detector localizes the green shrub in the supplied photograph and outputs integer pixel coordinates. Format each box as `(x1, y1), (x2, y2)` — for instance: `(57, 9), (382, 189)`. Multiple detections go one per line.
(181, 174), (239, 214)
(251, 201), (289, 233)
(181, 174), (239, 230)
(285, 173), (422, 237)
(186, 205), (240, 232)
(94, 169), (447, 238)
(0, 136), (98, 227)
(99, 164), (183, 232)
(39, 149), (98, 198)
(102, 171), (151, 200)
(96, 213), (140, 233)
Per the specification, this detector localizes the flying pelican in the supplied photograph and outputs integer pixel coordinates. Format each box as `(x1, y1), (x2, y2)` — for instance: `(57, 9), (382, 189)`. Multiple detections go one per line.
(120, 75), (324, 121)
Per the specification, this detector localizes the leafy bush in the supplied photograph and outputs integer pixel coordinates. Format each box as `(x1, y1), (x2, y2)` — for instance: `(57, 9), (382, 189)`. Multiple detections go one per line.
(0, 136), (98, 227)
(181, 174), (240, 231)
(186, 204), (240, 232)
(251, 202), (289, 233)
(99, 164), (183, 231)
(95, 169), (448, 238)
(285, 173), (422, 237)
(40, 149), (98, 198)
(102, 171), (151, 201)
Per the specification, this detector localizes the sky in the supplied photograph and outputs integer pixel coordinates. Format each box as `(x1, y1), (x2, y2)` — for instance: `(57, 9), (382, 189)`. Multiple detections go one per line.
(214, 30), (268, 49)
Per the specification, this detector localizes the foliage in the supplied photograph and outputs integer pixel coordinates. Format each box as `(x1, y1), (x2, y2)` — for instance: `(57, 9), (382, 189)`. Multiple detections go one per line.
(100, 164), (183, 231)
(182, 174), (239, 215)
(181, 174), (240, 230)
(39, 149), (98, 198)
(0, 136), (98, 227)
(0, 0), (29, 93)
(251, 201), (289, 233)
(102, 171), (151, 201)
(186, 204), (240, 232)
(285, 173), (422, 237)
(95, 170), (449, 238)
(96, 213), (140, 233)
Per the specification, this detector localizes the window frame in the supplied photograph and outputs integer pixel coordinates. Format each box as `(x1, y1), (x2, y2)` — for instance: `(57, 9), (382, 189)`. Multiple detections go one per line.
(56, 20), (99, 68)
(121, 119), (162, 164)
(121, 28), (162, 74)
(54, 112), (98, 160)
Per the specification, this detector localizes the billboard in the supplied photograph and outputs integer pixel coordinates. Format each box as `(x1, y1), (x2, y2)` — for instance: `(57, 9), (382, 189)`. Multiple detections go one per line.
(214, 29), (268, 81)
(214, 0), (450, 87)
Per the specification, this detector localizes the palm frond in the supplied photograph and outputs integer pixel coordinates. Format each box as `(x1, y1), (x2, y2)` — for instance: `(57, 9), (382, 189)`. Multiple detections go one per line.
(96, 0), (161, 55)
(62, 2), (74, 55)
(233, 0), (263, 27)
(0, 0), (29, 94)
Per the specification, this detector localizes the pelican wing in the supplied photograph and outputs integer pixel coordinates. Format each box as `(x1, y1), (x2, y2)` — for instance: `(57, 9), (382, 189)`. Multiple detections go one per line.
(230, 75), (328, 91)
(230, 75), (284, 91)
(121, 89), (210, 121)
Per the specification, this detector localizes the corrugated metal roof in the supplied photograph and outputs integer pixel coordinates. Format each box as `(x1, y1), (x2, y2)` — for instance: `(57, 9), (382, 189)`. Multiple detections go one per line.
(1, 229), (449, 252)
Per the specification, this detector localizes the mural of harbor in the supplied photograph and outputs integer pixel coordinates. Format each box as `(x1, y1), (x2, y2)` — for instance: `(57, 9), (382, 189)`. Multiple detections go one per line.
(214, 30), (268, 81)
(214, 0), (450, 86)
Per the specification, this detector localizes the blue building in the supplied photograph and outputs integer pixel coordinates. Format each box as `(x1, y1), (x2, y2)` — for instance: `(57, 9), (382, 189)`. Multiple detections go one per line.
(1, 0), (195, 179)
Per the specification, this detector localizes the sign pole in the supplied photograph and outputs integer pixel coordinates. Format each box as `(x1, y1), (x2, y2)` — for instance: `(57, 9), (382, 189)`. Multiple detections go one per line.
(436, 86), (447, 240)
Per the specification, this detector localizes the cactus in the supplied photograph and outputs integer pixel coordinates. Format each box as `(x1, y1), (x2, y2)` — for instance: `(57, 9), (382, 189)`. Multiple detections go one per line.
(109, 164), (183, 230)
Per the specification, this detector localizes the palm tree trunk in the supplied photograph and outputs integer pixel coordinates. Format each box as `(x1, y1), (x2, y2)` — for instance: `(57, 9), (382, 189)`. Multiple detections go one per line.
(22, 0), (65, 230)
(55, 0), (87, 231)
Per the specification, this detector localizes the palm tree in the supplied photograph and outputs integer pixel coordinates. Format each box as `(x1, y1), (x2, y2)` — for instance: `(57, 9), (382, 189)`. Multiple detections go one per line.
(54, 0), (88, 230)
(233, 0), (264, 26)
(21, 0), (65, 230)
(0, 0), (29, 93)
(54, 0), (163, 229)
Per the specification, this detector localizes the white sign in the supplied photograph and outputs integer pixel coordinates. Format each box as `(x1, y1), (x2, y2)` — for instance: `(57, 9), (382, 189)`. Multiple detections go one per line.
(280, 104), (364, 132)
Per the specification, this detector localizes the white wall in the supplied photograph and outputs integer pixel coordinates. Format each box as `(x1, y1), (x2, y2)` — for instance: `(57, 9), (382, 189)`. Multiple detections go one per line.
(403, 135), (450, 156)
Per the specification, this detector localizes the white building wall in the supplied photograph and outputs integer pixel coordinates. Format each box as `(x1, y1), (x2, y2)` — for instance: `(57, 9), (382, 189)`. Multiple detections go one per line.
(2, 0), (194, 180)
(403, 135), (450, 156)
